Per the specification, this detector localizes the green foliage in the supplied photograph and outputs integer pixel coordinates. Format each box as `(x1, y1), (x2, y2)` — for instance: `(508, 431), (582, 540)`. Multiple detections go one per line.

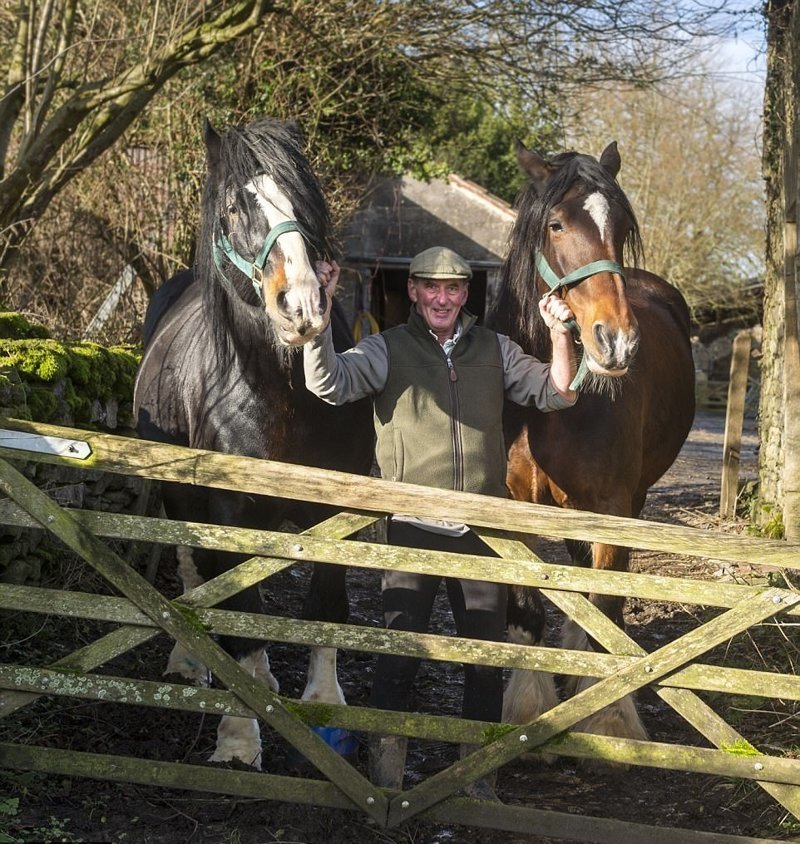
(0, 797), (19, 817)
(734, 480), (785, 539)
(0, 796), (20, 844)
(199, 5), (564, 222)
(409, 95), (561, 204)
(756, 509), (785, 540)
(745, 498), (785, 541)
(779, 816), (800, 834)
(0, 792), (83, 843)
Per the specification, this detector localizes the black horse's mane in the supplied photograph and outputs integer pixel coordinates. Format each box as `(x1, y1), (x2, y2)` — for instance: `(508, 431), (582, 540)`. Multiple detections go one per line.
(194, 118), (335, 367)
(493, 151), (644, 358)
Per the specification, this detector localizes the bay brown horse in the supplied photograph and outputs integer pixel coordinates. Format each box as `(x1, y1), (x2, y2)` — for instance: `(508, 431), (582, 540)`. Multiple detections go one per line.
(490, 141), (695, 741)
(134, 118), (373, 768)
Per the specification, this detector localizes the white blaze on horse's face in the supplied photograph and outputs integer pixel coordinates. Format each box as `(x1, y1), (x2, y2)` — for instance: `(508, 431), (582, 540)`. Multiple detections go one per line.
(558, 189), (639, 380)
(247, 174), (329, 345)
(583, 192), (610, 243)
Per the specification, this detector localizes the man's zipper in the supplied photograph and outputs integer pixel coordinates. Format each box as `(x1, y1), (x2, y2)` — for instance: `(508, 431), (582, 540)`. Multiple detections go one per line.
(445, 355), (464, 490)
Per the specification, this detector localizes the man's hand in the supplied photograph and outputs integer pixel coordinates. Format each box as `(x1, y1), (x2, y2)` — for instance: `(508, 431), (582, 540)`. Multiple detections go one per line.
(316, 259), (340, 300)
(539, 292), (574, 334)
(539, 293), (577, 400)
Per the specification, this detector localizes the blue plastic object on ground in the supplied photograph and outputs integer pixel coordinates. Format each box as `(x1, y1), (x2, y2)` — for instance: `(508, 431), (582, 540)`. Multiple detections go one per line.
(311, 726), (360, 757)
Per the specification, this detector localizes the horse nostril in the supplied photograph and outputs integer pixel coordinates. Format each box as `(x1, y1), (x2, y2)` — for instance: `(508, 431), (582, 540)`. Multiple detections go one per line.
(317, 283), (327, 316)
(276, 290), (288, 312)
(593, 323), (613, 355)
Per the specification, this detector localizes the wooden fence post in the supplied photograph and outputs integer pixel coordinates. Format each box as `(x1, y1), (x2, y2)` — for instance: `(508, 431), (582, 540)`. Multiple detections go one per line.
(783, 218), (800, 540)
(720, 329), (752, 519)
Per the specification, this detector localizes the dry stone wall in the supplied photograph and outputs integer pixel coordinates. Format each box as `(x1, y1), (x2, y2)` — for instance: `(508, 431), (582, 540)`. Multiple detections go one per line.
(0, 312), (149, 588)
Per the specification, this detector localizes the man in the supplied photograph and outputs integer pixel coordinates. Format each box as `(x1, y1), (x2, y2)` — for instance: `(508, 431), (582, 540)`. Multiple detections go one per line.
(306, 246), (577, 797)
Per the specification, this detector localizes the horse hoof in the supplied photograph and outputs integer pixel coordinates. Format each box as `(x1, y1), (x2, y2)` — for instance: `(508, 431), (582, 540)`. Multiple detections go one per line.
(205, 756), (261, 773)
(208, 751), (262, 771)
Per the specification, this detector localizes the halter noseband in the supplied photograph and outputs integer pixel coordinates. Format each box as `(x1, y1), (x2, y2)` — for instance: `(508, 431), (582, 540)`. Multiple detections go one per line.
(535, 253), (626, 390)
(213, 220), (307, 302)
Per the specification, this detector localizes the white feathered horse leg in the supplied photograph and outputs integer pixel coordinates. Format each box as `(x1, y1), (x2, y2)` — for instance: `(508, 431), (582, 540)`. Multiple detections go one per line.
(209, 648), (280, 770)
(503, 585), (559, 762)
(302, 647), (345, 706)
(299, 647), (358, 757)
(165, 547), (280, 769)
(164, 546), (210, 685)
(561, 619), (648, 744)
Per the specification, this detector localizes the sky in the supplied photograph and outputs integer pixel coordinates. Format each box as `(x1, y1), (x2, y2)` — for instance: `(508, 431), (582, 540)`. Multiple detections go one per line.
(715, 30), (766, 84)
(708, 10), (767, 103)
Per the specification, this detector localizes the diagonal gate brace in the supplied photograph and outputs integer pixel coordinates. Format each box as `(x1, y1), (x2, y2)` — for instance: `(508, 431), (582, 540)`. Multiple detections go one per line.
(0, 458), (389, 825)
(387, 575), (800, 824)
(0, 511), (376, 718)
(475, 531), (800, 824)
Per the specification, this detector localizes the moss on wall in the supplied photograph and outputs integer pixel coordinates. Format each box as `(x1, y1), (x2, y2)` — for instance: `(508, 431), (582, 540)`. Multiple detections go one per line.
(0, 312), (51, 340)
(0, 311), (141, 427)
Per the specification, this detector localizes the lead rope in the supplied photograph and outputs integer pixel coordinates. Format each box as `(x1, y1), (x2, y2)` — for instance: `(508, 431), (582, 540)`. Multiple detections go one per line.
(534, 254), (625, 391)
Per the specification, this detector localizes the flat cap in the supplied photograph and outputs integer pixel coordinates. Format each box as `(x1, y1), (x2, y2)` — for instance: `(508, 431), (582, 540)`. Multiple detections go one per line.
(409, 246), (472, 280)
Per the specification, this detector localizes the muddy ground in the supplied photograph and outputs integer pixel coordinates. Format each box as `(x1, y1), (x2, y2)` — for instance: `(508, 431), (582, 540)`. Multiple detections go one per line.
(3, 409), (798, 844)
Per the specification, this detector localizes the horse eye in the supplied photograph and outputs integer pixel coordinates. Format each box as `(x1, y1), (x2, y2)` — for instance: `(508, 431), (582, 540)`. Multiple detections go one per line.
(549, 221), (563, 233)
(227, 203), (238, 216)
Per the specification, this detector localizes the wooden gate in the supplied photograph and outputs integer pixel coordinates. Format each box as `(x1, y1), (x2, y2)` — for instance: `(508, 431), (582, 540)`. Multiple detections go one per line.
(2, 416), (800, 843)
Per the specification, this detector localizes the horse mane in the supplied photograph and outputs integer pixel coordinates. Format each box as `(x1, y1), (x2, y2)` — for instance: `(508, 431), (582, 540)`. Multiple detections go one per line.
(194, 117), (335, 368)
(493, 151), (644, 358)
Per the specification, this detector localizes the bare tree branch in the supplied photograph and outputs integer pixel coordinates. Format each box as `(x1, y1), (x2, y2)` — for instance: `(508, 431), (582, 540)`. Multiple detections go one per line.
(0, 0), (273, 274)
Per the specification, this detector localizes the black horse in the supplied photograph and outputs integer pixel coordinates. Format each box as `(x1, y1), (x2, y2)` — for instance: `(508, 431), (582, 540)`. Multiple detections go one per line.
(134, 118), (373, 769)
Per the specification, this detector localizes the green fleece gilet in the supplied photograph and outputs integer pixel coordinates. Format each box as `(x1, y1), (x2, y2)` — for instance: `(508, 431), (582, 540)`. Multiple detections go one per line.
(374, 307), (508, 497)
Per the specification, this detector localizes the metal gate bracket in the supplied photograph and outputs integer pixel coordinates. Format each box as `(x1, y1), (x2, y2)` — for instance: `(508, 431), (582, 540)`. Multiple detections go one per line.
(0, 429), (92, 460)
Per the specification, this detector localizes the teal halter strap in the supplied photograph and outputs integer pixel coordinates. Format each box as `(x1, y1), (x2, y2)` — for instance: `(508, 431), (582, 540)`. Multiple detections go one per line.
(213, 220), (307, 302)
(534, 253), (626, 390)
(535, 254), (625, 292)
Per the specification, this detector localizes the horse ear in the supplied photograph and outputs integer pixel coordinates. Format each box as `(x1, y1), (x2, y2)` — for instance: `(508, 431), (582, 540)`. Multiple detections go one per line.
(204, 118), (222, 170)
(516, 139), (551, 192)
(284, 118), (304, 143)
(599, 142), (621, 178)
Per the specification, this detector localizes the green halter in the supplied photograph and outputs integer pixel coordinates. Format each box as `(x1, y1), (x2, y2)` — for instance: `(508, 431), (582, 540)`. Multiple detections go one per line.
(213, 220), (307, 302)
(535, 253), (626, 390)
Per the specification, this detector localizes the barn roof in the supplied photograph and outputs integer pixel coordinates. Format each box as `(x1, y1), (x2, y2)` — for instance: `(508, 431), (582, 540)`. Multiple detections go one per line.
(341, 173), (515, 272)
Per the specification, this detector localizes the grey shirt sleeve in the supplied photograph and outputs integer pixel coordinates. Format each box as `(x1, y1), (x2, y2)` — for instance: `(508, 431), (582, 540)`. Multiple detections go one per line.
(303, 327), (389, 404)
(499, 334), (578, 411)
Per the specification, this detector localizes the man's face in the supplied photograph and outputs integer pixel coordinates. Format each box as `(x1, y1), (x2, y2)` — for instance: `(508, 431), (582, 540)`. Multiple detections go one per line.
(408, 277), (469, 341)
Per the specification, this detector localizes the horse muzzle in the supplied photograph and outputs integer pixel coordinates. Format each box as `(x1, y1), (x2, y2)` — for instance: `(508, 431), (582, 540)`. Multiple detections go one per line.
(275, 316), (326, 346)
(273, 283), (331, 346)
(584, 322), (640, 377)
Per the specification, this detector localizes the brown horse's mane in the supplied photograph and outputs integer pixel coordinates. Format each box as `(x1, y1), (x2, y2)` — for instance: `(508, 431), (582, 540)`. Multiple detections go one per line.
(491, 151), (644, 359)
